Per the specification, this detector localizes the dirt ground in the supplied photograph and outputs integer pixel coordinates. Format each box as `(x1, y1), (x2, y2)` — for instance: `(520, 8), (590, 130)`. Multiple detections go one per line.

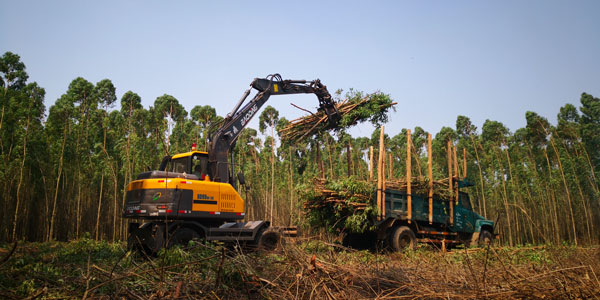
(1, 238), (599, 299)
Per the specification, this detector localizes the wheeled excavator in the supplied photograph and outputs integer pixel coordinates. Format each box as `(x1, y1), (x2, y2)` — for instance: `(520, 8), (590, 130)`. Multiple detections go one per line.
(123, 74), (340, 254)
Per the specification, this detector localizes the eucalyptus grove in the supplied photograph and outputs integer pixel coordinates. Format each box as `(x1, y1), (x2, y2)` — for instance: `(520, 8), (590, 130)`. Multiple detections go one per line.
(0, 52), (598, 245)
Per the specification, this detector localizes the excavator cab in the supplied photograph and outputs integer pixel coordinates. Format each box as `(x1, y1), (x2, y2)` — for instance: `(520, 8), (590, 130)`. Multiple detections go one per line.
(160, 151), (210, 180)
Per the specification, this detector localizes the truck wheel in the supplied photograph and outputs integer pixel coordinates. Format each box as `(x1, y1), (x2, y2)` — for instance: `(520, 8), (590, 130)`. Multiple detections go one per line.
(478, 230), (493, 246)
(256, 228), (280, 250)
(169, 227), (201, 248)
(389, 226), (417, 251)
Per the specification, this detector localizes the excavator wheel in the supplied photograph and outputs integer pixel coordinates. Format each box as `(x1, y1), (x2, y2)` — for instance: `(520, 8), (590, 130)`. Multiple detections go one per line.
(255, 228), (280, 250)
(127, 224), (165, 257)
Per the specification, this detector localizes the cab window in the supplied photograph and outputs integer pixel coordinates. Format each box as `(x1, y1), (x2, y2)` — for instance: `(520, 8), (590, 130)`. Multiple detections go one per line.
(459, 193), (472, 210)
(192, 154), (208, 179)
(168, 157), (188, 173)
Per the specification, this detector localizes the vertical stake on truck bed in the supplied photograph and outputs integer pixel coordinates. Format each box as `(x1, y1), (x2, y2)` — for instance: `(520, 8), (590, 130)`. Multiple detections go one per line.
(447, 140), (454, 226)
(407, 129), (412, 222)
(428, 133), (433, 224)
(453, 146), (459, 205)
(382, 142), (386, 217)
(377, 127), (385, 220)
(463, 148), (467, 178)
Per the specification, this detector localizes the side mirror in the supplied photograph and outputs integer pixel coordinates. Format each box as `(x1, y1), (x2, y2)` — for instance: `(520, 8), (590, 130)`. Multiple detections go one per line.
(237, 172), (246, 185)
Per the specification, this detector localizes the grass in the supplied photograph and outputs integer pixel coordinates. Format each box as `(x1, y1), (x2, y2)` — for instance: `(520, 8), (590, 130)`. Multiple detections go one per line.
(0, 238), (599, 299)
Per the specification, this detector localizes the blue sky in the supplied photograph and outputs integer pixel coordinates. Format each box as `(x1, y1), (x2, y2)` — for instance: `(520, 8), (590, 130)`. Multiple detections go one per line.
(1, 0), (599, 139)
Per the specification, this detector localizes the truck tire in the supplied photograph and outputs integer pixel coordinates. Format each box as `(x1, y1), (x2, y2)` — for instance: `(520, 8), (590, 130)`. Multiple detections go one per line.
(256, 228), (280, 250)
(169, 227), (200, 248)
(389, 226), (417, 251)
(478, 230), (493, 246)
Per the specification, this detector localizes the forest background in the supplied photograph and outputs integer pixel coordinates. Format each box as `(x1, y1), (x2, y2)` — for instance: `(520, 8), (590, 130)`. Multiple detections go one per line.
(1, 51), (599, 246)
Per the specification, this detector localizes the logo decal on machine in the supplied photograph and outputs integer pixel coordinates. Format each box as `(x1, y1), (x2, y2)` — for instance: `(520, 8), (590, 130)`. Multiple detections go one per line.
(197, 194), (214, 200)
(152, 192), (162, 201)
(240, 105), (258, 127)
(194, 193), (217, 205)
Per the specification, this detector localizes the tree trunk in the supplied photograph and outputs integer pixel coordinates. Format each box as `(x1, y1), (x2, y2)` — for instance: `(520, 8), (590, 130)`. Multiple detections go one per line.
(11, 113), (31, 241)
(95, 172), (104, 241)
(288, 147), (294, 226)
(269, 126), (275, 224)
(495, 148), (513, 246)
(346, 142), (352, 177)
(504, 147), (521, 244)
(48, 124), (68, 242)
(548, 136), (578, 245)
(316, 141), (324, 179)
(471, 137), (487, 218)
(543, 148), (561, 243)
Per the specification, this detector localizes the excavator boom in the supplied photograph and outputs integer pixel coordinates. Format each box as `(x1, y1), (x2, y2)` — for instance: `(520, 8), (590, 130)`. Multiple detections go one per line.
(209, 74), (340, 183)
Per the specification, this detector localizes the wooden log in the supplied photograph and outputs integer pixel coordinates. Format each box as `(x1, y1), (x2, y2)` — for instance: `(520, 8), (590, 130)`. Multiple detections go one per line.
(447, 141), (453, 197)
(428, 133), (433, 224)
(447, 140), (453, 226)
(382, 141), (386, 217)
(407, 129), (412, 221)
(453, 145), (459, 204)
(377, 127), (384, 220)
(453, 145), (459, 181)
(377, 126), (385, 219)
(463, 148), (467, 178)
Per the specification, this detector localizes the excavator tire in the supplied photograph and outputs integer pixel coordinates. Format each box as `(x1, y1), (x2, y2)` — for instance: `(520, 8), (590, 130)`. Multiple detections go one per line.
(127, 224), (165, 256)
(256, 228), (280, 250)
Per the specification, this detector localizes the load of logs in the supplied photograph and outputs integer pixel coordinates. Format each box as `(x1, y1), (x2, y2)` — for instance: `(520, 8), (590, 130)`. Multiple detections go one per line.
(303, 126), (469, 232)
(302, 177), (378, 233)
(303, 178), (373, 211)
(385, 177), (454, 201)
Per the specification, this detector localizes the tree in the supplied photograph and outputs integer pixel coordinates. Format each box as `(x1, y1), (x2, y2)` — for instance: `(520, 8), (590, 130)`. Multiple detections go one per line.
(9, 82), (45, 241)
(93, 79), (117, 240)
(190, 105), (218, 150)
(580, 93), (600, 173)
(259, 106), (279, 223)
(154, 94), (185, 154)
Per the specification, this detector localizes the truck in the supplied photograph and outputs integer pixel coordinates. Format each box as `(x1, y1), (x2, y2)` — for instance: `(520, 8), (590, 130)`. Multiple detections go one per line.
(343, 178), (495, 251)
(123, 74), (340, 254)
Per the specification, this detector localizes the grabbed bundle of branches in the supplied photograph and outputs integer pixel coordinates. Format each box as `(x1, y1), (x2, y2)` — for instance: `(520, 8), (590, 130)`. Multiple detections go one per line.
(280, 91), (396, 141)
(301, 177), (378, 234)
